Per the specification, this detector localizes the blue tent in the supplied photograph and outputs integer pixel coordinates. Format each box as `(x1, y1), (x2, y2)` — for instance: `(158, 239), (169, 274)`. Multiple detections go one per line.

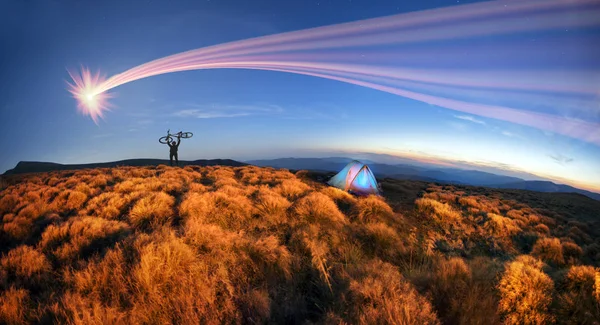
(328, 160), (380, 195)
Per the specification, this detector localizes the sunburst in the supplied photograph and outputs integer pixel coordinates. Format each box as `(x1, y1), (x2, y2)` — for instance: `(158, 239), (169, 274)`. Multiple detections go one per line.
(66, 67), (113, 124)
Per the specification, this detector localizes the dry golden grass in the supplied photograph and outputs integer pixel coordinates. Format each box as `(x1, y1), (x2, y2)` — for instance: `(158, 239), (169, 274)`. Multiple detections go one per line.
(0, 287), (30, 325)
(180, 190), (255, 230)
(253, 186), (292, 225)
(3, 203), (52, 242)
(425, 257), (501, 325)
(129, 192), (175, 230)
(274, 178), (311, 200)
(561, 241), (583, 265)
(1, 165), (599, 323)
(531, 237), (565, 266)
(39, 216), (130, 262)
(342, 259), (440, 324)
(354, 195), (395, 223)
(416, 197), (462, 231)
(555, 265), (600, 324)
(1, 246), (51, 289)
(293, 192), (347, 227)
(498, 255), (554, 325)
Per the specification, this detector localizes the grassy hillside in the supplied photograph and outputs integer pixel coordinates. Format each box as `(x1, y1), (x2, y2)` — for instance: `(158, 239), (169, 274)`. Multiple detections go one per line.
(0, 166), (599, 324)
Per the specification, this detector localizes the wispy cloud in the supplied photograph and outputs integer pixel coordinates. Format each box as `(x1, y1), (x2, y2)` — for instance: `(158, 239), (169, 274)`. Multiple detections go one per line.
(500, 130), (526, 140)
(454, 115), (486, 125)
(548, 153), (574, 165)
(172, 103), (283, 119)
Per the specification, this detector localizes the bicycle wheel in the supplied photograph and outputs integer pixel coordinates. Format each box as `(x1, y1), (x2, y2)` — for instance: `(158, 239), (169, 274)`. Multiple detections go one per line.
(159, 136), (172, 144)
(180, 132), (193, 139)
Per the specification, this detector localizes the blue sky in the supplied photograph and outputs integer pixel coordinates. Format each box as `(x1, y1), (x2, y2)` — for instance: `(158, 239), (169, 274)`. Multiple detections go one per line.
(1, 0), (599, 192)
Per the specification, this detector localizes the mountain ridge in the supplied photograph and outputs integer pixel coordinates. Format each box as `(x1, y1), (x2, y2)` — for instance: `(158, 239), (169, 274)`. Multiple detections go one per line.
(247, 157), (600, 200)
(3, 158), (598, 201)
(3, 159), (247, 175)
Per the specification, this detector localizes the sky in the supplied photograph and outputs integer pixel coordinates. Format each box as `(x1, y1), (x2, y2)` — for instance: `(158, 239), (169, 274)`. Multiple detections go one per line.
(1, 0), (599, 192)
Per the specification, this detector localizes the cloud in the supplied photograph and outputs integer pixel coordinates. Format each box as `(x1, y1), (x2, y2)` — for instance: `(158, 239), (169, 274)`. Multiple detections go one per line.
(172, 103), (283, 119)
(548, 153), (574, 165)
(454, 115), (486, 125)
(500, 130), (526, 139)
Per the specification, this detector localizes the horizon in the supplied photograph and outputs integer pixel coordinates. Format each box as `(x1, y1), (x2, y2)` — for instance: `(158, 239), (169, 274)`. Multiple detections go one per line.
(1, 0), (599, 193)
(4, 152), (600, 195)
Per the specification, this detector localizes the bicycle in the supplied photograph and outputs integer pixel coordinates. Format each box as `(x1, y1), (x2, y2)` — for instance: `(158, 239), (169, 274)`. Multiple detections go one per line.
(158, 129), (193, 144)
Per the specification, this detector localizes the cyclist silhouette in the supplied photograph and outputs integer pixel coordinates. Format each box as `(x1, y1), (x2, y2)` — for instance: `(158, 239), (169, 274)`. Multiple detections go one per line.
(168, 134), (181, 166)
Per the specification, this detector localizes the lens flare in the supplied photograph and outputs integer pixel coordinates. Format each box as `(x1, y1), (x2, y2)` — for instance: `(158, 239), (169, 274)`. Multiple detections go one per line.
(66, 67), (113, 124)
(67, 0), (600, 144)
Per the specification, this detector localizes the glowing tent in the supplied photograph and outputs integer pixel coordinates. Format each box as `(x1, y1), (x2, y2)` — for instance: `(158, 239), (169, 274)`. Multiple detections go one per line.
(327, 160), (380, 195)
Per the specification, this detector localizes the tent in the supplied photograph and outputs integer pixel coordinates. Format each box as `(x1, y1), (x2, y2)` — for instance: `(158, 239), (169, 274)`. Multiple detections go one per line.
(327, 160), (380, 195)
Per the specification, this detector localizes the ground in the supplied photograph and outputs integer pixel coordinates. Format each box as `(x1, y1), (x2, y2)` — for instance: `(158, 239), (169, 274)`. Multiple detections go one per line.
(0, 165), (599, 324)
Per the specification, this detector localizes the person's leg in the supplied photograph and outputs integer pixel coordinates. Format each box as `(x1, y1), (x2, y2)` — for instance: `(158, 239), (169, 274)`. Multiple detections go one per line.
(175, 153), (179, 166)
(170, 153), (174, 166)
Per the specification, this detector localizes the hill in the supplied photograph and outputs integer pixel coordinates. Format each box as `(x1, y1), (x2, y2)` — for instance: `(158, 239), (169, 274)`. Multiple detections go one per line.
(0, 165), (599, 324)
(3, 159), (247, 175)
(248, 157), (600, 201)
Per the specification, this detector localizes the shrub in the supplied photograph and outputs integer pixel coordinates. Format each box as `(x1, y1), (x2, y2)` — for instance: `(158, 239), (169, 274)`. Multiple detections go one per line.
(341, 259), (440, 324)
(253, 186), (291, 225)
(561, 241), (583, 265)
(458, 196), (479, 208)
(498, 255), (554, 325)
(274, 179), (310, 200)
(416, 198), (462, 230)
(129, 231), (238, 323)
(129, 192), (175, 230)
(74, 183), (93, 196)
(0, 287), (30, 325)
(2, 203), (51, 242)
(556, 265), (600, 324)
(533, 224), (550, 236)
(428, 257), (501, 325)
(51, 190), (88, 213)
(293, 192), (346, 227)
(0, 194), (19, 215)
(68, 247), (129, 301)
(354, 222), (405, 262)
(485, 213), (522, 236)
(237, 289), (271, 324)
(39, 217), (130, 262)
(57, 291), (127, 325)
(244, 235), (292, 280)
(531, 237), (564, 266)
(1, 246), (51, 288)
(596, 272), (600, 303)
(180, 191), (255, 230)
(88, 174), (109, 188)
(354, 195), (394, 223)
(320, 187), (357, 214)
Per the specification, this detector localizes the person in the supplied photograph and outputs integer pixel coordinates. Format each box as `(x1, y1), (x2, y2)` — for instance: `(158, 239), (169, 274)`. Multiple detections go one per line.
(168, 134), (181, 166)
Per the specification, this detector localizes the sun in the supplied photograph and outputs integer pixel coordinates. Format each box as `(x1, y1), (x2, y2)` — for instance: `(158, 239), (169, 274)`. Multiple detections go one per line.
(66, 67), (113, 124)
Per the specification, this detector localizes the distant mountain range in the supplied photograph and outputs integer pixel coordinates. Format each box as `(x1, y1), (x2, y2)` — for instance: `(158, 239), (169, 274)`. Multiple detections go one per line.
(2, 159), (247, 175)
(247, 157), (600, 201)
(3, 157), (598, 201)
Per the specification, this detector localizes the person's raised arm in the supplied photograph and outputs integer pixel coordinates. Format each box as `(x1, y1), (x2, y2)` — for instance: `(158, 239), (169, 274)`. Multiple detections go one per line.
(177, 134), (181, 146)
